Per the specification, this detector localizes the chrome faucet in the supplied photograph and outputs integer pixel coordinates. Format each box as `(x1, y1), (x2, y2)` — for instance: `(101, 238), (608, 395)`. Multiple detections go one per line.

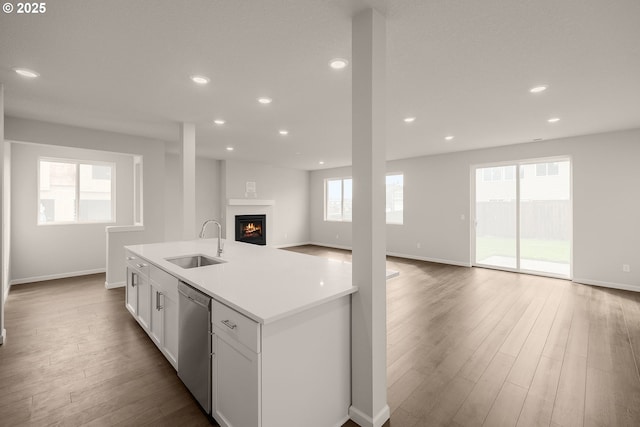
(199, 219), (224, 257)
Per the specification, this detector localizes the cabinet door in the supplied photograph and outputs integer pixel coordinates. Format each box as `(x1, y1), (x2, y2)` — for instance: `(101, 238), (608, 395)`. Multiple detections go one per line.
(137, 274), (151, 331)
(213, 334), (260, 427)
(162, 292), (179, 369)
(149, 285), (162, 346)
(125, 267), (138, 316)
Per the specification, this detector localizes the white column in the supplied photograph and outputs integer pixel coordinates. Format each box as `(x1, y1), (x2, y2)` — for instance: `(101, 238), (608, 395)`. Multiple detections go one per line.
(180, 122), (196, 239)
(349, 8), (389, 427)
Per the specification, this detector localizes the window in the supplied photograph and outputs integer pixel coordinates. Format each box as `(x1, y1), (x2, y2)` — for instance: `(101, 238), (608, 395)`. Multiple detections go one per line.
(39, 159), (115, 224)
(386, 173), (404, 224)
(325, 178), (352, 221)
(324, 173), (404, 224)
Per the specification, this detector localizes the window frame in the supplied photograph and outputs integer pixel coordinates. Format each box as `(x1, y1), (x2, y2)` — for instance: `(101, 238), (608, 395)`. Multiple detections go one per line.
(37, 157), (117, 225)
(323, 172), (405, 225)
(324, 177), (352, 222)
(385, 172), (404, 225)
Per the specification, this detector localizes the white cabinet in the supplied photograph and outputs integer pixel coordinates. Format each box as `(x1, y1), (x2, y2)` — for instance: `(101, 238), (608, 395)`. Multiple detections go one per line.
(213, 333), (260, 427)
(211, 299), (261, 427)
(125, 251), (179, 370)
(125, 252), (150, 331)
(149, 265), (180, 370)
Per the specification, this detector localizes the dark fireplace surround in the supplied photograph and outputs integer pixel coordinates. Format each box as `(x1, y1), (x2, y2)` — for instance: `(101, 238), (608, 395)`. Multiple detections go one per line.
(235, 214), (266, 246)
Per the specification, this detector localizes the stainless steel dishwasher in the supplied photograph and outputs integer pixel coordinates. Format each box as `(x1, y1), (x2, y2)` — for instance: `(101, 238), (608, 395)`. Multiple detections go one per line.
(177, 281), (212, 413)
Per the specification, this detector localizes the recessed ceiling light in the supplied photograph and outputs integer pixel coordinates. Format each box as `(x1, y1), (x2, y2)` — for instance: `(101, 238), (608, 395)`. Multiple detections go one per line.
(329, 58), (349, 70)
(214, 119), (226, 125)
(529, 85), (548, 93)
(226, 146), (234, 151)
(404, 117), (416, 123)
(445, 135), (454, 141)
(257, 97), (272, 104)
(13, 67), (39, 78)
(279, 130), (289, 135)
(319, 161), (325, 165)
(190, 75), (210, 85)
(547, 117), (560, 123)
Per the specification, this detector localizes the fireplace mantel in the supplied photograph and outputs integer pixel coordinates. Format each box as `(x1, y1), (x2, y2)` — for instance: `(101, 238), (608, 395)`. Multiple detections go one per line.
(227, 199), (275, 206)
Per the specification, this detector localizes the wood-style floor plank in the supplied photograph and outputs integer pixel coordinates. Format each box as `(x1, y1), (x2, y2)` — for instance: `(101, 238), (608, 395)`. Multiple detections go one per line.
(3, 247), (640, 427)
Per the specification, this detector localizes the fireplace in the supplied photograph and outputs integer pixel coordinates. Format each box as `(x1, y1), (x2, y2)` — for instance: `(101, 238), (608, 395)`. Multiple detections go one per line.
(235, 214), (266, 246)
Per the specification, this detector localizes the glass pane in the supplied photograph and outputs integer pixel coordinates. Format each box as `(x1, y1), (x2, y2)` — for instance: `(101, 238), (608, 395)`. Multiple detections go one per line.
(79, 164), (113, 222)
(519, 161), (570, 276)
(386, 174), (404, 224)
(326, 179), (343, 221)
(475, 166), (517, 268)
(39, 160), (77, 223)
(343, 179), (353, 222)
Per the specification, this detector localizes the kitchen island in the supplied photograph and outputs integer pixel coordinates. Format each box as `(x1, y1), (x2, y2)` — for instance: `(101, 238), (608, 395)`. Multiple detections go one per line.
(124, 239), (357, 427)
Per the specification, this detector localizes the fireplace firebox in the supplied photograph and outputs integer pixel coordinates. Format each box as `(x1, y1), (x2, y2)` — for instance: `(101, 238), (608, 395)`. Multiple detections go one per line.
(235, 215), (266, 246)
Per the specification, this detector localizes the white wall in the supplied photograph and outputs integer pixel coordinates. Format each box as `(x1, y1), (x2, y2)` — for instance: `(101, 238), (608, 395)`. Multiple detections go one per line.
(222, 159), (309, 247)
(9, 142), (133, 282)
(5, 117), (167, 286)
(165, 153), (222, 241)
(0, 84), (7, 344)
(310, 129), (640, 290)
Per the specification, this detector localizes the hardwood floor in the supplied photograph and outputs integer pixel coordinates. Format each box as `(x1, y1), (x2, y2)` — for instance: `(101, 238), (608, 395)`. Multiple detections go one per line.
(284, 245), (640, 427)
(0, 274), (212, 426)
(2, 247), (640, 426)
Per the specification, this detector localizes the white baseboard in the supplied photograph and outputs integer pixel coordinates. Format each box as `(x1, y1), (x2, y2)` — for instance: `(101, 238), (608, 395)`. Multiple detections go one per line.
(10, 268), (106, 286)
(273, 241), (312, 249)
(386, 251), (472, 268)
(572, 277), (640, 293)
(308, 241), (354, 251)
(0, 328), (6, 345)
(105, 281), (125, 290)
(349, 404), (390, 427)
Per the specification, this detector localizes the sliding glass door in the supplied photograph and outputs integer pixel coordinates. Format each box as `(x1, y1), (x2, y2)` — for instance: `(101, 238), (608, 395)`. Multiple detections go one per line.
(474, 159), (571, 278)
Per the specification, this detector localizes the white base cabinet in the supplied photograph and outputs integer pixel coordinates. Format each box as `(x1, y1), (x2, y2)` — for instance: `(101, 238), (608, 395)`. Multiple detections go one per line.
(211, 296), (351, 427)
(125, 250), (179, 370)
(125, 249), (351, 427)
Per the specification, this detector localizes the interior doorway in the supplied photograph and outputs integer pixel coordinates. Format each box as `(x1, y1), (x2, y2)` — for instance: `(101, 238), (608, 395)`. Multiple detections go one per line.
(473, 158), (571, 278)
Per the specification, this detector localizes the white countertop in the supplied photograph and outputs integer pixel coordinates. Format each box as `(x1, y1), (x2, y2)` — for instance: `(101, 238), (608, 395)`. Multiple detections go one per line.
(125, 239), (358, 324)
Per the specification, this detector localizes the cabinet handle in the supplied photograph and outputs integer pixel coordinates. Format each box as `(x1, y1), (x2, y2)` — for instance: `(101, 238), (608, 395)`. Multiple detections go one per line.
(136, 263), (147, 268)
(131, 272), (138, 287)
(126, 256), (136, 260)
(156, 291), (163, 310)
(221, 320), (237, 330)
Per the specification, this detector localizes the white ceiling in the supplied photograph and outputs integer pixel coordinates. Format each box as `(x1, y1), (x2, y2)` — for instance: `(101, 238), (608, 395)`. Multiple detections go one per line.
(1, 0), (639, 170)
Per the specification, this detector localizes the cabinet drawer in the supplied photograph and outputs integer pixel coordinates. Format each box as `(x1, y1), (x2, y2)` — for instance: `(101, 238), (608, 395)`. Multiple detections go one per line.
(212, 300), (260, 353)
(149, 264), (179, 299)
(125, 252), (150, 277)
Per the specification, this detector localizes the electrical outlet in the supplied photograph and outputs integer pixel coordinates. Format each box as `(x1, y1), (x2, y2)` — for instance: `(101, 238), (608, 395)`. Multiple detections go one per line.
(417, 242), (421, 249)
(623, 264), (631, 273)
(284, 233), (288, 239)
(460, 214), (465, 220)
(336, 234), (339, 240)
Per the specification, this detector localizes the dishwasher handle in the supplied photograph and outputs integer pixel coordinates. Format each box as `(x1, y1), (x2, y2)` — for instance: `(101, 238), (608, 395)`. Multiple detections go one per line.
(178, 281), (211, 309)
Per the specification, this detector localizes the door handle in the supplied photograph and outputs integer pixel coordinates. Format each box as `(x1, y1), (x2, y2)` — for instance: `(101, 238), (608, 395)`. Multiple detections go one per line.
(221, 320), (237, 330)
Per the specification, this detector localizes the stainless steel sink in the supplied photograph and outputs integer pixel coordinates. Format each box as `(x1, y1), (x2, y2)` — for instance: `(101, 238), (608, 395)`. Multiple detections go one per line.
(165, 254), (226, 269)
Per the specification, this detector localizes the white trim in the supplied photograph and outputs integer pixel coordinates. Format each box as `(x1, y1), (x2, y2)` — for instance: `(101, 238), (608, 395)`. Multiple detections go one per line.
(349, 404), (390, 427)
(386, 251), (472, 267)
(10, 268), (106, 286)
(273, 241), (312, 249)
(308, 242), (353, 251)
(227, 199), (275, 206)
(307, 243), (472, 268)
(572, 277), (640, 293)
(0, 328), (5, 345)
(105, 280), (125, 289)
(106, 225), (145, 233)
